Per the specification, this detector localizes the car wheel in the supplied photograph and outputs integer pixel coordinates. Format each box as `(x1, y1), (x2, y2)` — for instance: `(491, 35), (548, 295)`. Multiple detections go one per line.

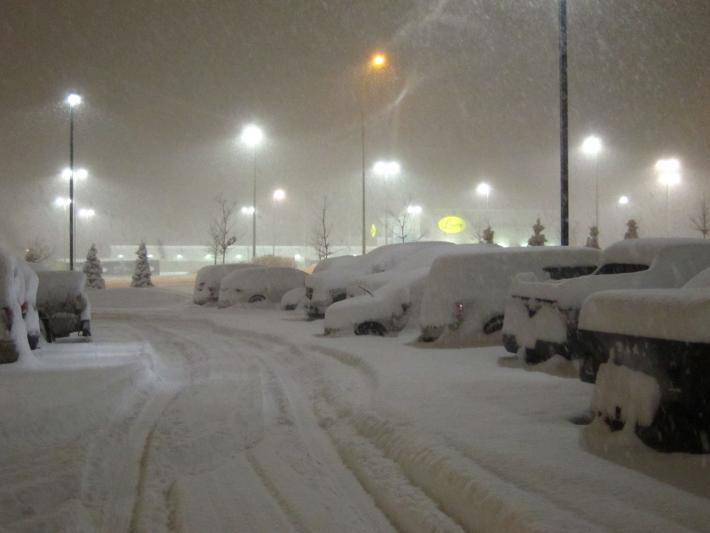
(81, 320), (91, 337)
(248, 294), (266, 303)
(355, 321), (386, 337)
(28, 334), (40, 350)
(41, 318), (55, 343)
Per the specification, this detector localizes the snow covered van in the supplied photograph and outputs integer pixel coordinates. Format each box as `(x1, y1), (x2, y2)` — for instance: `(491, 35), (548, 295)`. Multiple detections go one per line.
(305, 242), (454, 319)
(503, 238), (710, 365)
(36, 271), (92, 342)
(419, 247), (600, 345)
(575, 267), (710, 452)
(0, 249), (31, 363)
(193, 264), (255, 305)
(324, 244), (493, 336)
(218, 267), (307, 307)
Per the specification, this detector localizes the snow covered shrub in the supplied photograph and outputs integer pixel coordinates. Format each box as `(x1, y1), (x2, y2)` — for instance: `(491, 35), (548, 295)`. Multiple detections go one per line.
(252, 255), (296, 268)
(527, 218), (547, 246)
(586, 226), (600, 249)
(624, 219), (639, 239)
(83, 244), (105, 289)
(481, 226), (495, 245)
(131, 242), (153, 288)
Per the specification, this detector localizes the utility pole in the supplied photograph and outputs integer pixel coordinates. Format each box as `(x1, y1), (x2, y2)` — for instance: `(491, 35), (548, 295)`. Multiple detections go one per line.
(559, 0), (570, 246)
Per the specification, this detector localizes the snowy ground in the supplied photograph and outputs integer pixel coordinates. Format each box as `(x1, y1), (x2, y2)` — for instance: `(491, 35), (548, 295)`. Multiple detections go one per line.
(2, 287), (710, 532)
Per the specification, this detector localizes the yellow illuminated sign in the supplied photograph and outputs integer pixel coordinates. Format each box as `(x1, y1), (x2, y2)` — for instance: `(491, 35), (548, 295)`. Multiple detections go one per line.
(437, 216), (467, 235)
(370, 224), (377, 238)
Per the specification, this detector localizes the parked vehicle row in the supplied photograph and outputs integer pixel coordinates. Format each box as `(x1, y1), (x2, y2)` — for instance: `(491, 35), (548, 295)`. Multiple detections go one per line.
(501, 238), (710, 453)
(1, 248), (92, 363)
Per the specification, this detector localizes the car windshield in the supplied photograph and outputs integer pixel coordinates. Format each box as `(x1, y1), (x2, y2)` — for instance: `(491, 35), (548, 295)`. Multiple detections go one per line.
(594, 263), (650, 275)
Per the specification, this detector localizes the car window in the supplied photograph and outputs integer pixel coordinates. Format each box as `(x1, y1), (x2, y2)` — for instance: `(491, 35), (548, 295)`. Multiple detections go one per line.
(543, 265), (598, 280)
(594, 263), (649, 275)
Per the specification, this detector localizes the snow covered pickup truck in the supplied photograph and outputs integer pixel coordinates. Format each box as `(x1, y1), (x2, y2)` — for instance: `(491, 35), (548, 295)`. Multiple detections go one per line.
(1, 249), (36, 363)
(305, 242), (453, 319)
(418, 247), (600, 345)
(36, 271), (92, 342)
(577, 267), (710, 453)
(502, 238), (710, 366)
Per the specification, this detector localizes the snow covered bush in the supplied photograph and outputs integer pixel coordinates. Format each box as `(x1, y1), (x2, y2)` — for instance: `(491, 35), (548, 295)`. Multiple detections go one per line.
(527, 218), (547, 246)
(481, 226), (495, 245)
(83, 243), (105, 289)
(586, 226), (600, 249)
(131, 242), (153, 288)
(624, 219), (639, 239)
(252, 255), (296, 268)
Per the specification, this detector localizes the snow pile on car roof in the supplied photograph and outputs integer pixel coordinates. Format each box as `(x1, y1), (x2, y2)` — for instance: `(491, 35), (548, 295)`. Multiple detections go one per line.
(36, 271), (86, 305)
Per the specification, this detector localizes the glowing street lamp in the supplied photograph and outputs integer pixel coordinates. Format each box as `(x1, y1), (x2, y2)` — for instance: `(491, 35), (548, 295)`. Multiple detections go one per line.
(406, 205), (422, 216)
(78, 208), (95, 220)
(581, 135), (603, 228)
(65, 92), (82, 270)
(240, 123), (264, 259)
(656, 158), (682, 235)
(54, 196), (71, 209)
(618, 195), (630, 206)
(241, 206), (256, 216)
(272, 188), (286, 202)
(476, 182), (492, 210)
(360, 52), (390, 254)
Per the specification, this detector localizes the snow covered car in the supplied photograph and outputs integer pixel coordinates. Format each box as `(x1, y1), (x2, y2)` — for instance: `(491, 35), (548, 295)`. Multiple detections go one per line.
(18, 260), (40, 349)
(218, 267), (307, 307)
(193, 264), (255, 305)
(578, 269), (710, 452)
(419, 247), (600, 345)
(503, 238), (710, 365)
(305, 242), (454, 319)
(280, 287), (307, 310)
(324, 244), (492, 336)
(36, 271), (92, 342)
(0, 249), (31, 363)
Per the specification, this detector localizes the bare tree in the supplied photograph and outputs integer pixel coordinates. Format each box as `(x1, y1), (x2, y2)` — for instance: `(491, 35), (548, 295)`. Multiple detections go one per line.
(690, 196), (710, 239)
(24, 237), (53, 263)
(310, 196), (333, 261)
(585, 226), (600, 249)
(624, 219), (639, 239)
(208, 195), (238, 264)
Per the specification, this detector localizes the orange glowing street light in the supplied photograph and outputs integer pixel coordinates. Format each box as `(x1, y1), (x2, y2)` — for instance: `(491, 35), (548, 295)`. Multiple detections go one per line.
(370, 52), (387, 70)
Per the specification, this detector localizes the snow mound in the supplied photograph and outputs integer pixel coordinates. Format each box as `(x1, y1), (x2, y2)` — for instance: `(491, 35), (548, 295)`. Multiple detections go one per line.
(592, 362), (661, 428)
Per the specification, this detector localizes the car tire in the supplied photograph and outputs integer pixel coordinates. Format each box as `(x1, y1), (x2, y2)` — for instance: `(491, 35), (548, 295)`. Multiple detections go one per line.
(81, 320), (91, 337)
(248, 294), (266, 303)
(355, 321), (386, 337)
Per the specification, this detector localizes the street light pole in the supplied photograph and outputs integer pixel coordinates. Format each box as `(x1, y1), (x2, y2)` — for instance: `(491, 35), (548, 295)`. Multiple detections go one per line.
(559, 0), (569, 246)
(69, 106), (75, 271)
(252, 153), (257, 259)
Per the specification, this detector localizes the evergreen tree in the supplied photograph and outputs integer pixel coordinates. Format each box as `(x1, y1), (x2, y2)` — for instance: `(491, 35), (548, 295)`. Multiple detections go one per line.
(131, 242), (154, 288)
(527, 218), (547, 246)
(624, 219), (639, 239)
(585, 226), (600, 249)
(83, 243), (105, 289)
(481, 226), (495, 244)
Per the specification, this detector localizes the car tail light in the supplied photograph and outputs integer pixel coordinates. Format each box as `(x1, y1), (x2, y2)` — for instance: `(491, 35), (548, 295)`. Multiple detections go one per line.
(453, 302), (465, 322)
(2, 307), (13, 329)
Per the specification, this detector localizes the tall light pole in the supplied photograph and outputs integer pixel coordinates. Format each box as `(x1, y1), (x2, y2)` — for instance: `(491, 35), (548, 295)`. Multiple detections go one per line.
(559, 0), (569, 246)
(62, 167), (88, 261)
(373, 159), (400, 244)
(476, 181), (492, 226)
(360, 52), (388, 255)
(65, 93), (82, 270)
(272, 188), (286, 255)
(655, 158), (681, 236)
(240, 124), (264, 259)
(581, 135), (603, 228)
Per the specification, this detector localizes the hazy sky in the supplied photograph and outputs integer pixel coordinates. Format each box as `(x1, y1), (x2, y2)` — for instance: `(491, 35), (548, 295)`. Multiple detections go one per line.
(1, 0), (709, 253)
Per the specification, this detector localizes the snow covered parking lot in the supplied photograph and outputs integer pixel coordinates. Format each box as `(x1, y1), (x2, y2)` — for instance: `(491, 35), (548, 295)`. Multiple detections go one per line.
(2, 287), (710, 532)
